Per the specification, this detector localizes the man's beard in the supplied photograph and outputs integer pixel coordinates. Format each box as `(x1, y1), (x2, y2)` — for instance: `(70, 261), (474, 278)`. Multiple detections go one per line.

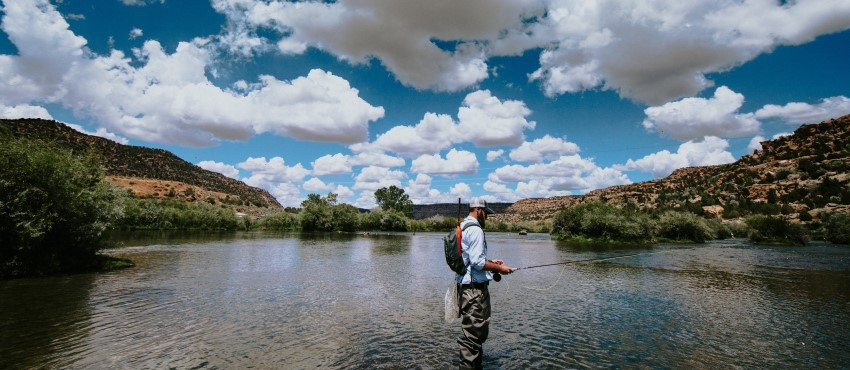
(477, 215), (486, 228)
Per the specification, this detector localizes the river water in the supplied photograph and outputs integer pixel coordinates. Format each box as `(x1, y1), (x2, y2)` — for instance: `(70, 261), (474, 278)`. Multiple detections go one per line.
(1, 232), (849, 369)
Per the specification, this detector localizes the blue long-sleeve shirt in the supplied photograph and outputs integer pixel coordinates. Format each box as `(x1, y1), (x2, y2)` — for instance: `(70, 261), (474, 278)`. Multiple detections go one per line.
(456, 215), (493, 284)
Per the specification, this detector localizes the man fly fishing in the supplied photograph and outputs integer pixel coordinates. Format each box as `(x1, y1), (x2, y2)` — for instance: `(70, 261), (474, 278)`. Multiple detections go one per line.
(456, 198), (516, 369)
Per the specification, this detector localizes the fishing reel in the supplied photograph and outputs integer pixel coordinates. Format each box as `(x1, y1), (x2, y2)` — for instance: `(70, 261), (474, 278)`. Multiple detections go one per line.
(493, 273), (502, 282)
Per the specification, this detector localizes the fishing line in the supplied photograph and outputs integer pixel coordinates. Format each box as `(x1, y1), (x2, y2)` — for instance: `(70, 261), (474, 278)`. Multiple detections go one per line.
(507, 246), (705, 291)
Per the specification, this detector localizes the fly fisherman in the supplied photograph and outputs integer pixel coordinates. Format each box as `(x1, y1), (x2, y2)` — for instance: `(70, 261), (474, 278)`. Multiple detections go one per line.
(457, 198), (516, 369)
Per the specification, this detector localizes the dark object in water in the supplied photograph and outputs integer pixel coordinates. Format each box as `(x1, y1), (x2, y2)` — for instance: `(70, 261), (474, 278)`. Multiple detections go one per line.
(518, 230), (528, 235)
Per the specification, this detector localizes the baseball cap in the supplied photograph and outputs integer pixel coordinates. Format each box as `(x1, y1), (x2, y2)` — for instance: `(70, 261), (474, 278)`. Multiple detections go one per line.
(469, 197), (495, 214)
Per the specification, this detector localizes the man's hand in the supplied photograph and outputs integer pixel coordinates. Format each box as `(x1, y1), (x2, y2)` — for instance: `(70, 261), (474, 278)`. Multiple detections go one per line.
(500, 265), (517, 274)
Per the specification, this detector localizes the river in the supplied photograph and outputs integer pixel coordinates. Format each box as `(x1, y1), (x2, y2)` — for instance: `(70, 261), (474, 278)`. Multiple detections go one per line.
(1, 232), (849, 368)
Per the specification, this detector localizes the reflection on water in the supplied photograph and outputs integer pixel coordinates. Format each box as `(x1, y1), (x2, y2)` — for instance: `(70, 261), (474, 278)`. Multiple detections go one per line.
(1, 232), (849, 368)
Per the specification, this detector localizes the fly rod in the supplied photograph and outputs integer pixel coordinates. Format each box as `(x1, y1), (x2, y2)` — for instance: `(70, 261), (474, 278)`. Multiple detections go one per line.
(517, 252), (647, 270)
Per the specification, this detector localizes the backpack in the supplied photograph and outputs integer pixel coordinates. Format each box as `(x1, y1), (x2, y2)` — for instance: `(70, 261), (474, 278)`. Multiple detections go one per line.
(444, 223), (480, 275)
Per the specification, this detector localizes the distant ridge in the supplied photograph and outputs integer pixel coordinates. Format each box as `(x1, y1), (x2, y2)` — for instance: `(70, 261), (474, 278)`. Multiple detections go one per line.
(0, 118), (281, 209)
(497, 114), (850, 222)
(412, 202), (513, 219)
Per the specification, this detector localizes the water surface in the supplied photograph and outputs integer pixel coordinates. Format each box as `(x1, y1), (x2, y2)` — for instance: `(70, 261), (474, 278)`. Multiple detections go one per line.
(1, 232), (849, 368)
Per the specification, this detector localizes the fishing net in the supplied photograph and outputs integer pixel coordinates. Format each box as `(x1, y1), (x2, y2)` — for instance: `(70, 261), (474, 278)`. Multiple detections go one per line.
(444, 276), (460, 323)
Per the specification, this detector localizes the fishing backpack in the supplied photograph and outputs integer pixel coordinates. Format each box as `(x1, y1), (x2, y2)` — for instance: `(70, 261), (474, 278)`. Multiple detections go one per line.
(444, 223), (480, 275)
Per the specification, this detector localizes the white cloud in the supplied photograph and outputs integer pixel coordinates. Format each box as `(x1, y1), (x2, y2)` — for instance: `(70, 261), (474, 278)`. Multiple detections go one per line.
(129, 28), (143, 40)
(755, 96), (850, 124)
(352, 166), (406, 192)
(311, 153), (352, 176)
(238, 156), (309, 183)
(311, 151), (405, 176)
(410, 149), (479, 176)
(366, 112), (458, 157)
(268, 182), (303, 208)
(354, 191), (377, 209)
(302, 177), (335, 192)
(449, 182), (472, 198)
(0, 1), (384, 147)
(456, 90), (535, 146)
(197, 160), (240, 179)
(362, 90), (534, 157)
(486, 149), (504, 162)
(616, 136), (735, 178)
(0, 104), (53, 119)
(531, 0), (850, 104)
(487, 154), (631, 199)
(642, 86), (761, 141)
(509, 135), (580, 163)
(212, 0), (540, 91)
(120, 0), (164, 6)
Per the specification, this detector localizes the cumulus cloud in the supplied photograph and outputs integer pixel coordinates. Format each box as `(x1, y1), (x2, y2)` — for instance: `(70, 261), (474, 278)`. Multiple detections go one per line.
(0, 1), (384, 147)
(236, 156), (311, 206)
(311, 151), (405, 176)
(197, 160), (240, 179)
(410, 149), (478, 176)
(352, 166), (407, 192)
(213, 0), (850, 104)
(531, 1), (850, 104)
(238, 156), (309, 183)
(642, 86), (761, 141)
(486, 149), (504, 162)
(211, 0), (542, 91)
(358, 90), (534, 157)
(755, 96), (850, 124)
(129, 28), (143, 40)
(449, 182), (472, 197)
(487, 154), (631, 199)
(509, 135), (580, 163)
(616, 136), (735, 178)
(311, 153), (352, 176)
(0, 104), (53, 119)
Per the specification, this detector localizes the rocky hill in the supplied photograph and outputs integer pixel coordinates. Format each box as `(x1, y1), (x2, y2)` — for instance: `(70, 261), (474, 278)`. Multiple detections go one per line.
(0, 119), (281, 212)
(496, 114), (850, 223)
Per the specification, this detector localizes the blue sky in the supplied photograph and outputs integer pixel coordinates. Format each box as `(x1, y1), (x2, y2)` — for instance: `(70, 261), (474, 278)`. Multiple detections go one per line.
(1, 0), (849, 207)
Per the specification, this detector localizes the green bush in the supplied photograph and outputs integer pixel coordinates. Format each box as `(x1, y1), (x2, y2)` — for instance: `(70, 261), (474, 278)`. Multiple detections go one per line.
(331, 204), (360, 232)
(115, 198), (239, 230)
(407, 216), (456, 232)
(360, 210), (408, 231)
(655, 211), (714, 242)
(822, 213), (850, 244)
(745, 215), (809, 245)
(0, 138), (122, 277)
(258, 211), (298, 231)
(552, 201), (653, 244)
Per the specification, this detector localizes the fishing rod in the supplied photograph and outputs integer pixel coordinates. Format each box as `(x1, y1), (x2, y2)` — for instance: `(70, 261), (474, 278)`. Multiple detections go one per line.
(492, 250), (663, 282)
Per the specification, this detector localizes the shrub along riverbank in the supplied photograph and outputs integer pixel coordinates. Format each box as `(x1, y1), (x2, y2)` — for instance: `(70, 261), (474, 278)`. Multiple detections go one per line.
(551, 201), (834, 246)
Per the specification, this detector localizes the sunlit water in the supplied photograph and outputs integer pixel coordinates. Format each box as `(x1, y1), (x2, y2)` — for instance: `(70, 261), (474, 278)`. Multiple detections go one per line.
(2, 232), (849, 369)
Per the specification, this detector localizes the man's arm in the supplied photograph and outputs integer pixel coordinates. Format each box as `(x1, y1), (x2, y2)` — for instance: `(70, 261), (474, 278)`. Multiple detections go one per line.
(484, 260), (516, 274)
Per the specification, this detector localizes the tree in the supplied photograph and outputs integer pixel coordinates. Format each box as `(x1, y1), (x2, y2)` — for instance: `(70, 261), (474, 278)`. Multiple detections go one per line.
(1, 138), (122, 277)
(374, 185), (413, 217)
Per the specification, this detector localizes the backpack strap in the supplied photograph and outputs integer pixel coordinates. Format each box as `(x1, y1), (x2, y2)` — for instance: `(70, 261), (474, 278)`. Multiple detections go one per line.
(457, 223), (482, 274)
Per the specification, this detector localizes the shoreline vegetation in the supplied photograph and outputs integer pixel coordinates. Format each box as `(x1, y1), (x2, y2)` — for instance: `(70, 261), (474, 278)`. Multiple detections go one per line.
(2, 136), (849, 278)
